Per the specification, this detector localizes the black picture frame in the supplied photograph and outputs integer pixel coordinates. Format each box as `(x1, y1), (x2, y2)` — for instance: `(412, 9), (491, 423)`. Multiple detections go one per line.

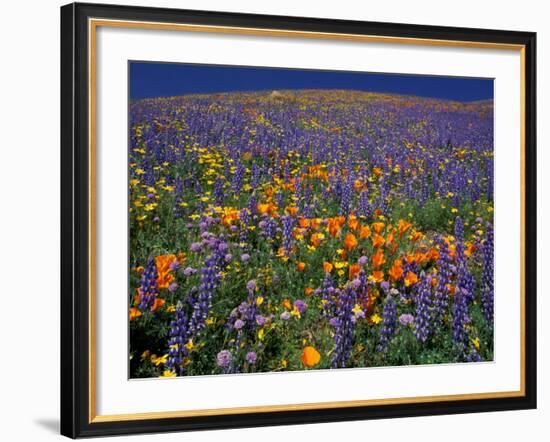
(61, 2), (537, 438)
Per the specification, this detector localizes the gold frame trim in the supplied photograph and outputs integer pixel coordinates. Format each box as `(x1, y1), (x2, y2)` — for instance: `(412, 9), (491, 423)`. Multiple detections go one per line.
(88, 18), (527, 424)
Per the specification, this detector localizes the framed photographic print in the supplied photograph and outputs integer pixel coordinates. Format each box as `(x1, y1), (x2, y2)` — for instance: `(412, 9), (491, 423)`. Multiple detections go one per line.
(60, 2), (537, 438)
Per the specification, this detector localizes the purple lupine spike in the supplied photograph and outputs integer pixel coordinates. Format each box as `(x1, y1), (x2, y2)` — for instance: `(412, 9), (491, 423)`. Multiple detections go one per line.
(247, 193), (257, 217)
(481, 222), (494, 323)
(433, 237), (452, 327)
(452, 287), (470, 350)
(231, 161), (245, 194)
(281, 215), (295, 257)
(250, 162), (260, 188)
(274, 190), (284, 208)
(414, 274), (432, 343)
(214, 177), (224, 206)
(239, 208), (250, 245)
(260, 217), (276, 242)
(320, 272), (335, 318)
(188, 255), (219, 334)
(331, 285), (355, 368)
(377, 295), (396, 353)
(138, 257), (158, 311)
(454, 217), (476, 303)
(166, 300), (190, 375)
(359, 191), (372, 220)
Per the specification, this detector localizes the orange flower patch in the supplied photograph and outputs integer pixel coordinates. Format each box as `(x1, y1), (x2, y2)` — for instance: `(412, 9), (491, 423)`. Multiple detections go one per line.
(415, 251), (428, 265)
(427, 248), (440, 261)
(220, 207), (240, 226)
(349, 263), (361, 280)
(465, 242), (477, 257)
(386, 230), (395, 246)
(372, 233), (385, 249)
(353, 179), (365, 191)
(372, 249), (386, 269)
(285, 206), (298, 216)
(359, 225), (371, 239)
(348, 215), (360, 231)
(310, 233), (323, 248)
(327, 217), (343, 238)
(257, 202), (278, 216)
(155, 254), (178, 289)
(388, 259), (404, 281)
(369, 270), (385, 283)
(301, 346), (321, 368)
(372, 222), (385, 234)
(129, 307), (142, 321)
(397, 219), (412, 238)
(404, 271), (419, 287)
(151, 298), (166, 312)
(310, 218), (322, 230)
(343, 233), (358, 252)
(410, 229), (423, 242)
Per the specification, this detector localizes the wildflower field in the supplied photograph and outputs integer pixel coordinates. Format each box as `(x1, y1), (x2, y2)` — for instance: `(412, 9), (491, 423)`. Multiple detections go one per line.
(129, 89), (494, 378)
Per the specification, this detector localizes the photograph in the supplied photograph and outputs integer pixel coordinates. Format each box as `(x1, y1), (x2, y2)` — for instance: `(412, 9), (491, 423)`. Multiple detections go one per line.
(128, 62), (495, 378)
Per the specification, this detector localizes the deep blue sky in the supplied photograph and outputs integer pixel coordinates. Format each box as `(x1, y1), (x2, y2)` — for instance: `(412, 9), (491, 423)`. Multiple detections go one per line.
(129, 61), (493, 102)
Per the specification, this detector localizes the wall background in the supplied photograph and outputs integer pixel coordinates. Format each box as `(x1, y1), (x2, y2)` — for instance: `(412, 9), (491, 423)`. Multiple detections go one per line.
(0, 0), (545, 440)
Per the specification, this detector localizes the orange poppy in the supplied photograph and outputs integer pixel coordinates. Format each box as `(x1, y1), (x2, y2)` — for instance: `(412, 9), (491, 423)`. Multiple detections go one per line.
(415, 251), (428, 265)
(397, 219), (412, 238)
(446, 284), (457, 295)
(411, 230), (423, 242)
(257, 202), (271, 216)
(305, 287), (313, 297)
(296, 261), (306, 272)
(427, 248), (440, 261)
(344, 233), (358, 252)
(323, 261), (333, 274)
(151, 298), (166, 312)
(348, 216), (360, 231)
(155, 254), (177, 274)
(327, 217), (342, 238)
(129, 307), (142, 321)
(221, 207), (240, 226)
(388, 259), (404, 281)
(465, 243), (477, 257)
(156, 271), (175, 290)
(285, 206), (298, 216)
(386, 230), (395, 246)
(310, 218), (322, 230)
(372, 222), (385, 234)
(310, 233), (323, 248)
(298, 217), (311, 229)
(372, 234), (385, 249)
(372, 249), (386, 269)
(301, 346), (321, 368)
(359, 225), (372, 239)
(369, 270), (385, 283)
(349, 263), (361, 280)
(155, 254), (178, 289)
(282, 299), (291, 310)
(404, 271), (419, 287)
